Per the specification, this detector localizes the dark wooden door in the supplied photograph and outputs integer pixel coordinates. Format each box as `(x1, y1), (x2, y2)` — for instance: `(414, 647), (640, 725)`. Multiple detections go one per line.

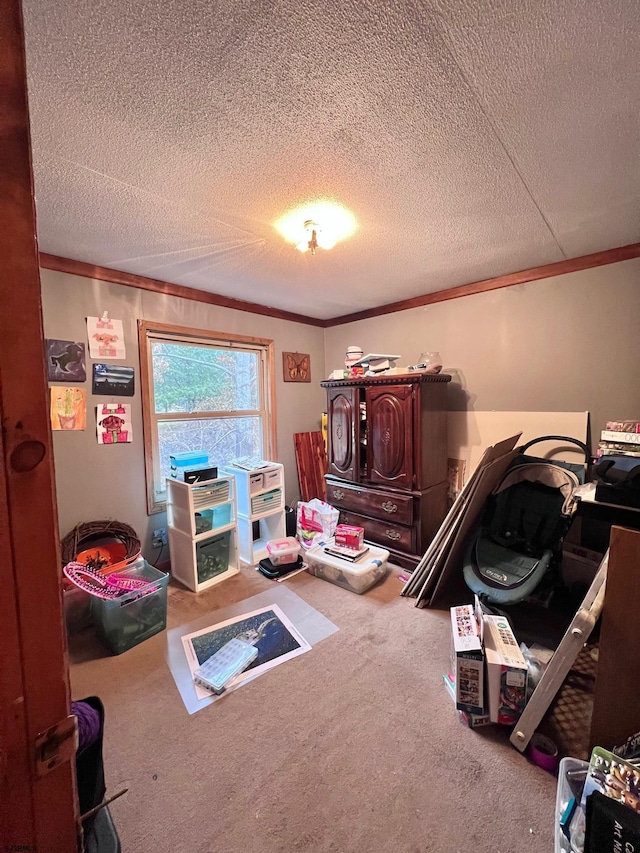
(366, 384), (414, 490)
(327, 387), (360, 482)
(0, 2), (79, 849)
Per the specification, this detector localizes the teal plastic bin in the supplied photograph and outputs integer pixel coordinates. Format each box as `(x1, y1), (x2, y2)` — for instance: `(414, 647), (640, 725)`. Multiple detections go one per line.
(194, 503), (231, 535)
(91, 560), (169, 655)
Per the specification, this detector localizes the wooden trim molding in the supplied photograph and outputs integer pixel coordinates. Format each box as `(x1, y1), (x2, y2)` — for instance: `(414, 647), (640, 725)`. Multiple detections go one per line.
(41, 241), (640, 329)
(39, 253), (326, 328)
(324, 241), (640, 326)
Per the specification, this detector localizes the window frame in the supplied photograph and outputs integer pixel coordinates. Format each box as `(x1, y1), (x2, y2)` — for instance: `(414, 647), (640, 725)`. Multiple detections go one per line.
(139, 320), (277, 514)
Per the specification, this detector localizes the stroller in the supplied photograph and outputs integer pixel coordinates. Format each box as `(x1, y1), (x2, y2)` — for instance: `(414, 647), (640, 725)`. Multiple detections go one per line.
(463, 436), (590, 605)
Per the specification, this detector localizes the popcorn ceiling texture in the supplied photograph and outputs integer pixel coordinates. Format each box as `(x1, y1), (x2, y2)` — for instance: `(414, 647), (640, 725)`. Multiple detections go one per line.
(23, 0), (640, 319)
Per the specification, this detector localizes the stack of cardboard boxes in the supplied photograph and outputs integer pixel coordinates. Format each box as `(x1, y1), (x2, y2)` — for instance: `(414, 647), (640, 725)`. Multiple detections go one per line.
(445, 597), (529, 728)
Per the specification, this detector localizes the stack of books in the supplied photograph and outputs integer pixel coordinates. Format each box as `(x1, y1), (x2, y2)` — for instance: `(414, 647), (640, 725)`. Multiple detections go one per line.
(597, 420), (640, 459)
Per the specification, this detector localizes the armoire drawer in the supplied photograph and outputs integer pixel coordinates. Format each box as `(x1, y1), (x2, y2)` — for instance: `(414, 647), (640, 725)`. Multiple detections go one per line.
(338, 509), (415, 552)
(326, 480), (414, 525)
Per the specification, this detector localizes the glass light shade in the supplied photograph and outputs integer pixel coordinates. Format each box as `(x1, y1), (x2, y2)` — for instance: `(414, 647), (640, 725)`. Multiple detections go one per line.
(274, 200), (357, 250)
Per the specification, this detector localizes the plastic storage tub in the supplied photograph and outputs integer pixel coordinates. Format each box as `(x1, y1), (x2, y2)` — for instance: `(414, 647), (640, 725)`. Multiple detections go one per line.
(554, 757), (589, 853)
(91, 559), (169, 655)
(305, 542), (389, 594)
(64, 585), (93, 634)
(266, 537), (300, 566)
(196, 530), (231, 584)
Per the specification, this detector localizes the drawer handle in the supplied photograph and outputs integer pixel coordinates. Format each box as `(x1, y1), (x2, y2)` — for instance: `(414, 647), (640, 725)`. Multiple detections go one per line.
(381, 501), (398, 514)
(386, 529), (402, 541)
(332, 489), (345, 500)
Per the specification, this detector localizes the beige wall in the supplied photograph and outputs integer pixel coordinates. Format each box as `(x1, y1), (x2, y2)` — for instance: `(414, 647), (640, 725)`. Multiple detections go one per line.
(324, 257), (640, 439)
(43, 257), (640, 557)
(41, 268), (326, 554)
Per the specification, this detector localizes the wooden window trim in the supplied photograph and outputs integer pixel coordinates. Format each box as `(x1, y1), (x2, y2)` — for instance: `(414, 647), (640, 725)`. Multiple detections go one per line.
(139, 320), (277, 514)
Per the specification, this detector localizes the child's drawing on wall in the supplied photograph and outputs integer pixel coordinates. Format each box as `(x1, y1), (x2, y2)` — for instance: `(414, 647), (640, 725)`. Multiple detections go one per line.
(50, 387), (87, 430)
(96, 403), (132, 444)
(87, 314), (126, 359)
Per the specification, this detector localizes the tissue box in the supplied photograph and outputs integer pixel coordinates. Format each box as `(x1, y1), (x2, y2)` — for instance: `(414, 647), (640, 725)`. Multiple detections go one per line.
(334, 524), (364, 551)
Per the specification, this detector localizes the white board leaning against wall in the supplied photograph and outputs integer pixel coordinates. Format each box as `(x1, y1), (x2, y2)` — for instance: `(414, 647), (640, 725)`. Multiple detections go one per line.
(447, 411), (589, 485)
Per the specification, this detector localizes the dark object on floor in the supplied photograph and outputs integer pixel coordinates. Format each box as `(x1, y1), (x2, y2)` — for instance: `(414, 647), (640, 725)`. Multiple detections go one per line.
(594, 456), (640, 509)
(258, 555), (304, 579)
(586, 790), (640, 853)
(74, 697), (106, 837)
(285, 506), (297, 538)
(73, 696), (123, 851)
(464, 436), (589, 605)
(85, 806), (121, 853)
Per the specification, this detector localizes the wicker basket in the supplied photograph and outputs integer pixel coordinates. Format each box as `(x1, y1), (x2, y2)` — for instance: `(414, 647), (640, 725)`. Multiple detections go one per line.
(61, 520), (141, 572)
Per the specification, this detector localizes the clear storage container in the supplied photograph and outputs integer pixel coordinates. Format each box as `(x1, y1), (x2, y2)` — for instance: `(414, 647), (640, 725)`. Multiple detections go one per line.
(305, 542), (389, 594)
(91, 559), (169, 655)
(64, 585), (93, 634)
(554, 757), (589, 853)
(266, 536), (300, 566)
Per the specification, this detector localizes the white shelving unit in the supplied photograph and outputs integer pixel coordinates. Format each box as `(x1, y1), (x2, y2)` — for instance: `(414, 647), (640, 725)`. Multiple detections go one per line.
(166, 476), (240, 592)
(221, 462), (285, 565)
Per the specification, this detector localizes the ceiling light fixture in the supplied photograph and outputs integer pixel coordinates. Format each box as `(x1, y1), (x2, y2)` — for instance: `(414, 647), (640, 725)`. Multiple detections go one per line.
(296, 220), (327, 255)
(274, 201), (357, 255)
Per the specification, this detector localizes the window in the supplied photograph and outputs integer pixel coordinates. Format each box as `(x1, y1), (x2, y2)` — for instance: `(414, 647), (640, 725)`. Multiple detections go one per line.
(139, 321), (276, 513)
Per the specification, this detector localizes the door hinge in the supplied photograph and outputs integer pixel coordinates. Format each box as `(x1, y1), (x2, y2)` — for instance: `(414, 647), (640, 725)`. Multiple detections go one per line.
(35, 715), (77, 777)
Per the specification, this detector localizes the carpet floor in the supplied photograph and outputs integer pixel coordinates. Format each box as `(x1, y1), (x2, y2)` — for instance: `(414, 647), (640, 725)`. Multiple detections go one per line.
(69, 564), (556, 852)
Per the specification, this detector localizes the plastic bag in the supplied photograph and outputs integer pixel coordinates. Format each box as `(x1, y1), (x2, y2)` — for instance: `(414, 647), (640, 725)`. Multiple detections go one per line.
(296, 499), (339, 550)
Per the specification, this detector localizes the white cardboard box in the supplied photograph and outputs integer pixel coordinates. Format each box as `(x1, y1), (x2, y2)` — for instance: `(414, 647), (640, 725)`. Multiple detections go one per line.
(483, 615), (528, 725)
(450, 600), (485, 715)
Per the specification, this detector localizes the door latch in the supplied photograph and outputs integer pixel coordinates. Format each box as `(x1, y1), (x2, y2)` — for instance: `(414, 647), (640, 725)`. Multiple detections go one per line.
(35, 715), (77, 776)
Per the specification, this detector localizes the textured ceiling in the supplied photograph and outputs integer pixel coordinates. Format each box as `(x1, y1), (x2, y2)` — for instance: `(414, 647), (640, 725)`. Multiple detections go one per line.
(23, 0), (640, 319)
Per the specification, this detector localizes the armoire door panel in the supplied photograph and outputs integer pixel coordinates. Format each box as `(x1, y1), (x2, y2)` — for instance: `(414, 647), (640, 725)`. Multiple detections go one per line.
(366, 384), (413, 489)
(327, 387), (359, 481)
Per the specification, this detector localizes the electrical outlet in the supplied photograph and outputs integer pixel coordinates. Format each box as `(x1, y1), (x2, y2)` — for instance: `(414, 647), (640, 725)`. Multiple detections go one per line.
(153, 527), (167, 548)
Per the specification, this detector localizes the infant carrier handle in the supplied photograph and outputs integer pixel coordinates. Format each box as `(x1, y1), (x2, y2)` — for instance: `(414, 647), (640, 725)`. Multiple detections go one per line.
(520, 435), (590, 463)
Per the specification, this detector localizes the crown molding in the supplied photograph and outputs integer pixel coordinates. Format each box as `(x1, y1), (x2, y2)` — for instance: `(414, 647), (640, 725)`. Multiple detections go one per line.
(38, 253), (327, 328)
(40, 241), (640, 329)
(324, 241), (640, 326)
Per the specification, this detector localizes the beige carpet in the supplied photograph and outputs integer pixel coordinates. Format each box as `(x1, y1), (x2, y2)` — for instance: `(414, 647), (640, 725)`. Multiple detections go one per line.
(69, 565), (556, 852)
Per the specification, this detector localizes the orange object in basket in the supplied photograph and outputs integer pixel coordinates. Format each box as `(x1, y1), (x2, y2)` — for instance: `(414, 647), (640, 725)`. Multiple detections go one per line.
(62, 540), (140, 589)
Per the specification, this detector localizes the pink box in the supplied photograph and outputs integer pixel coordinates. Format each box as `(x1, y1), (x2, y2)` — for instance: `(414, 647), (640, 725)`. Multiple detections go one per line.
(334, 524), (364, 550)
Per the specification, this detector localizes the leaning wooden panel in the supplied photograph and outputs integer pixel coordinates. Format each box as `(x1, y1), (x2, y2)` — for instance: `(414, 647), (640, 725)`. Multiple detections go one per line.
(294, 431), (328, 502)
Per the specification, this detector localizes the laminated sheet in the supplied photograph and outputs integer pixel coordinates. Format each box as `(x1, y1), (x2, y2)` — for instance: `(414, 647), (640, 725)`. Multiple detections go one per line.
(166, 585), (338, 714)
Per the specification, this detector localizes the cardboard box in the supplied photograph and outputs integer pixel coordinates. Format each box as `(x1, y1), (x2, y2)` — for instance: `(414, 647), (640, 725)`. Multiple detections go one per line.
(459, 710), (493, 729)
(450, 601), (485, 715)
(483, 615), (528, 725)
